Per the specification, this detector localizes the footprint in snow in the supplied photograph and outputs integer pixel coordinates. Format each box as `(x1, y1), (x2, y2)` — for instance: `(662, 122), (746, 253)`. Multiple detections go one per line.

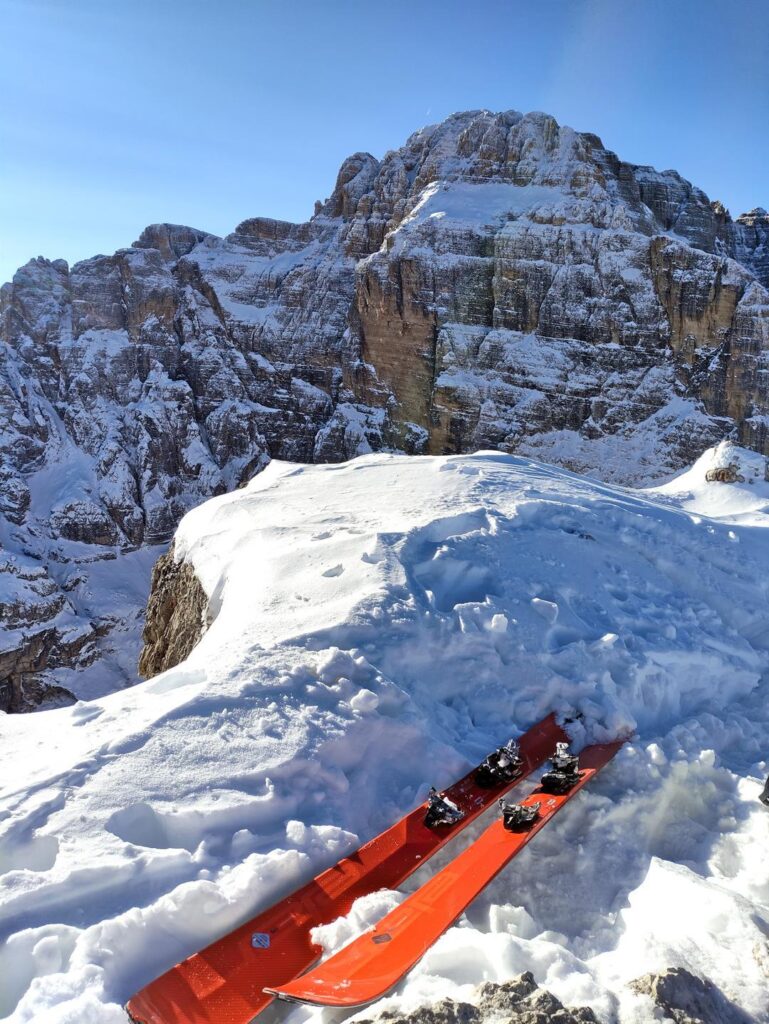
(322, 564), (345, 578)
(531, 597), (559, 624)
(70, 703), (104, 726)
(361, 549), (385, 564)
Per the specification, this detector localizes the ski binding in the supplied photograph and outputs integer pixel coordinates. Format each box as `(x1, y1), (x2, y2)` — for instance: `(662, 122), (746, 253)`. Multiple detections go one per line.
(539, 741), (581, 794)
(424, 787), (465, 828)
(499, 799), (540, 831)
(475, 737), (524, 788)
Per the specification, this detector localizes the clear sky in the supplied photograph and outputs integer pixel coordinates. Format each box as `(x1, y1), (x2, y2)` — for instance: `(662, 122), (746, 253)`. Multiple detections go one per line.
(1, 0), (767, 285)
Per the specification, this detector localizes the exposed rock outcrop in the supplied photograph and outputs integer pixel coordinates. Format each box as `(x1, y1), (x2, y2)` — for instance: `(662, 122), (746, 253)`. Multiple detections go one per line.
(0, 551), (84, 710)
(0, 634), (78, 713)
(138, 546), (208, 678)
(630, 967), (752, 1024)
(358, 972), (599, 1024)
(3, 108), (769, 701)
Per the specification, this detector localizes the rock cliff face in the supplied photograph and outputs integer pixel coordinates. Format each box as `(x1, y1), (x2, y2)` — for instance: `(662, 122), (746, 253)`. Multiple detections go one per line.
(2, 108), (768, 704)
(138, 545), (208, 679)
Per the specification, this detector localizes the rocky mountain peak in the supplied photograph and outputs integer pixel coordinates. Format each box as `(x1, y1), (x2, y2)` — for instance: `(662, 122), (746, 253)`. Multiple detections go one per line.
(737, 206), (768, 223)
(132, 223), (214, 262)
(320, 151), (382, 220)
(2, 107), (769, 709)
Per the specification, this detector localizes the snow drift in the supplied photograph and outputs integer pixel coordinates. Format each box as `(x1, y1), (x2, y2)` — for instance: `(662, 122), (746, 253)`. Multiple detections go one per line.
(1, 445), (768, 1022)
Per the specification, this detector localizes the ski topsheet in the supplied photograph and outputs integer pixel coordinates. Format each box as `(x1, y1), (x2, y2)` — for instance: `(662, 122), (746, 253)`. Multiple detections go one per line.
(126, 714), (566, 1024)
(267, 738), (624, 1009)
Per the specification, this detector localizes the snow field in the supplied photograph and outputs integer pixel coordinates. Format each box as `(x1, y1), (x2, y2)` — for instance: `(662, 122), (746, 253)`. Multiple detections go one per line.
(1, 445), (769, 1021)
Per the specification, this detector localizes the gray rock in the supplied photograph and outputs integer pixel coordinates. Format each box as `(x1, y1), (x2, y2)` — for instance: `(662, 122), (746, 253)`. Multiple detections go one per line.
(138, 546), (209, 679)
(133, 223), (214, 262)
(630, 967), (752, 1024)
(357, 972), (599, 1024)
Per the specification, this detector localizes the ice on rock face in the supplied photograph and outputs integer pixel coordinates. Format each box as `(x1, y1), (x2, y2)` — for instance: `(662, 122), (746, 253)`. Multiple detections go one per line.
(2, 449), (769, 1021)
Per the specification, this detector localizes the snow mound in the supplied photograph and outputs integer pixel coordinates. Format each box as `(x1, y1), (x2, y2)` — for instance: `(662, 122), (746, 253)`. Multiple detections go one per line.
(651, 439), (769, 523)
(1, 449), (768, 1022)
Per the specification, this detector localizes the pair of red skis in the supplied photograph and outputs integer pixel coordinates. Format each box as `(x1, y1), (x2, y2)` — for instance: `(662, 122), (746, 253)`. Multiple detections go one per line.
(127, 715), (623, 1023)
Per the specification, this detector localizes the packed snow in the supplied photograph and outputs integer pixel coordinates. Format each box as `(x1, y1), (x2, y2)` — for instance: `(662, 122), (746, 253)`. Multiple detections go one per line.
(1, 445), (769, 1022)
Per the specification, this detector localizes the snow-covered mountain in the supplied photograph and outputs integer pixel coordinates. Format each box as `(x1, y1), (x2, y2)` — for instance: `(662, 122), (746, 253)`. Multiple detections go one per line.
(1, 445), (767, 1022)
(2, 108), (769, 707)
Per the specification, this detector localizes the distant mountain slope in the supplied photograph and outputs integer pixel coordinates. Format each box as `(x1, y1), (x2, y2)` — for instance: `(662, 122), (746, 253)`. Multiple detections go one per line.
(1, 108), (768, 707)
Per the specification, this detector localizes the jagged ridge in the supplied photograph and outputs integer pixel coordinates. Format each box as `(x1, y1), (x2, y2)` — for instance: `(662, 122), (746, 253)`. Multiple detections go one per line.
(1, 108), (768, 706)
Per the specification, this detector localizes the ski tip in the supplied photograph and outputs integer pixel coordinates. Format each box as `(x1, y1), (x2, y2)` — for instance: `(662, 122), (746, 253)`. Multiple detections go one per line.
(263, 987), (297, 1002)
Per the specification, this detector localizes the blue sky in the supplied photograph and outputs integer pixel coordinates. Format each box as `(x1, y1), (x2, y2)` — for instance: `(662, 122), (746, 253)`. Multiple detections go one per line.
(1, 0), (767, 284)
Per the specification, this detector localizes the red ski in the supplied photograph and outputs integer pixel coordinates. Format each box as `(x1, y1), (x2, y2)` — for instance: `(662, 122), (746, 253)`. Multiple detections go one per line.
(126, 714), (566, 1024)
(267, 738), (624, 1008)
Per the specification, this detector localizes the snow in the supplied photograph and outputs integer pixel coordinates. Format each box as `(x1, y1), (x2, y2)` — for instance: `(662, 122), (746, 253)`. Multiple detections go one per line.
(49, 545), (167, 701)
(2, 448), (769, 1022)
(0, 400), (165, 701)
(184, 232), (336, 327)
(399, 181), (566, 232)
(651, 440), (769, 524)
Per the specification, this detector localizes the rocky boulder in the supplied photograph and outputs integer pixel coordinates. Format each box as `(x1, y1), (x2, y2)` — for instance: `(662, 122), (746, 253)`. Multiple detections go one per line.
(630, 967), (752, 1024)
